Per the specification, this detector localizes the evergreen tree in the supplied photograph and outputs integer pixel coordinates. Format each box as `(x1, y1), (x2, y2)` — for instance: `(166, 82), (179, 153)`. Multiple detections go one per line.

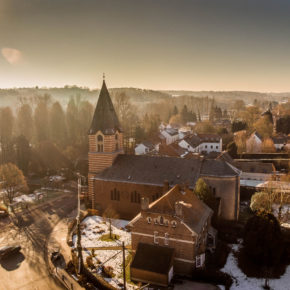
(34, 100), (49, 142)
(49, 101), (67, 148)
(0, 107), (15, 163)
(173, 105), (178, 115)
(231, 120), (247, 133)
(78, 100), (94, 150)
(243, 211), (284, 268)
(17, 104), (34, 141)
(135, 125), (146, 143)
(15, 135), (30, 175)
(226, 141), (238, 158)
(66, 97), (79, 145)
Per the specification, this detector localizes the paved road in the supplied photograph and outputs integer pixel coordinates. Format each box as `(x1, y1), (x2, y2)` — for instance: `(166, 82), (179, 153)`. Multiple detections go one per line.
(0, 192), (78, 290)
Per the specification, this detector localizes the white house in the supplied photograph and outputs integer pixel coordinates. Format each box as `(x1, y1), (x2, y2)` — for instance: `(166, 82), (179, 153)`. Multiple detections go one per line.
(160, 128), (179, 145)
(135, 141), (155, 155)
(179, 133), (222, 154)
(246, 131), (263, 153)
(178, 126), (192, 139)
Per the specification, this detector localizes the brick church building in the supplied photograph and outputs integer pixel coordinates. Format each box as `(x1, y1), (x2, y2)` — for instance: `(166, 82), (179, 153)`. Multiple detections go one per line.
(87, 80), (240, 220)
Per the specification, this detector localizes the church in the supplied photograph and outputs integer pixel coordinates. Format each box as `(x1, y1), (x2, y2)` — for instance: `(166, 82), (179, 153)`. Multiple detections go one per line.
(87, 80), (240, 221)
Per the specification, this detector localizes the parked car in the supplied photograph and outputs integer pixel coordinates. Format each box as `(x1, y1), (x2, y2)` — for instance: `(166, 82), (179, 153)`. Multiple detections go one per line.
(0, 245), (21, 260)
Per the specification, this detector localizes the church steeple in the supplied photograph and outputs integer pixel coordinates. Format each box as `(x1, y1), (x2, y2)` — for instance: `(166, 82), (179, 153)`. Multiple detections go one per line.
(87, 78), (124, 209)
(89, 80), (122, 135)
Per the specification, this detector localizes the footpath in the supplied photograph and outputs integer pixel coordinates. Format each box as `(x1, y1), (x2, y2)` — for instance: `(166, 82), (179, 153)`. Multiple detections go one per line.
(46, 209), (85, 290)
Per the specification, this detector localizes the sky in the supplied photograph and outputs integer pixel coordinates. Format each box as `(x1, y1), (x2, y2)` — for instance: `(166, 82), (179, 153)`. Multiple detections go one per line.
(1, 0), (290, 92)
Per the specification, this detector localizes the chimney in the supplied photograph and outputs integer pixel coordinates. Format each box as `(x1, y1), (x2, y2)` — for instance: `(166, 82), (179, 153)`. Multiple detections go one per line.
(141, 197), (149, 211)
(175, 201), (183, 217)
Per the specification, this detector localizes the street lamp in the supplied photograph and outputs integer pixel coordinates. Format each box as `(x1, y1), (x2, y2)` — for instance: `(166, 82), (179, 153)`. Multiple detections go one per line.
(76, 174), (83, 275)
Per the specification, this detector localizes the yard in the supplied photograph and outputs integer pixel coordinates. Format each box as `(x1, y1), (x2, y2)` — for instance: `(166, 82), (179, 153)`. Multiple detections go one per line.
(72, 215), (137, 289)
(220, 241), (290, 290)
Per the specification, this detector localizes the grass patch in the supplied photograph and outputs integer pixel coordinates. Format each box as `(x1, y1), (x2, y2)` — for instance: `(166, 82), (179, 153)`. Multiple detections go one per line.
(120, 250), (137, 285)
(99, 233), (120, 242)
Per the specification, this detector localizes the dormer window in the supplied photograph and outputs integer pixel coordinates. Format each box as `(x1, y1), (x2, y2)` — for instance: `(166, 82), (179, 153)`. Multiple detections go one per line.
(171, 220), (177, 228)
(97, 135), (103, 152)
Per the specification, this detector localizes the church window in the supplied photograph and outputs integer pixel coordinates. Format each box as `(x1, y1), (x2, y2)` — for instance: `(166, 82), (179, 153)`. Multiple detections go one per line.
(130, 191), (141, 203)
(147, 217), (152, 224)
(164, 220), (169, 226)
(171, 220), (177, 228)
(159, 216), (164, 225)
(110, 188), (120, 201)
(97, 135), (104, 152)
(154, 218), (158, 225)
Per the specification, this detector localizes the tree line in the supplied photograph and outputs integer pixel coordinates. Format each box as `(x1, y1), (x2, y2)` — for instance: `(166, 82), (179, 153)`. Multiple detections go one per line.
(0, 95), (94, 175)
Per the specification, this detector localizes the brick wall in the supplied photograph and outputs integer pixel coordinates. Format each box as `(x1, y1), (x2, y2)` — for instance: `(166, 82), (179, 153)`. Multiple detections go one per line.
(88, 130), (124, 209)
(92, 180), (167, 219)
(130, 212), (212, 276)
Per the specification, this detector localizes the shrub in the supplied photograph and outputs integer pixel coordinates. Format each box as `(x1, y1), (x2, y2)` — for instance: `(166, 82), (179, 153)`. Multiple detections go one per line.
(243, 211), (284, 267)
(250, 191), (272, 213)
(192, 269), (233, 290)
(87, 208), (99, 216)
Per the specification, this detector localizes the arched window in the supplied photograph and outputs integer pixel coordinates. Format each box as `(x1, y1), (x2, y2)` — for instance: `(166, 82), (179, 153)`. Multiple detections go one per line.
(171, 220), (177, 228)
(97, 135), (103, 152)
(159, 216), (164, 225)
(110, 188), (120, 201)
(130, 191), (141, 203)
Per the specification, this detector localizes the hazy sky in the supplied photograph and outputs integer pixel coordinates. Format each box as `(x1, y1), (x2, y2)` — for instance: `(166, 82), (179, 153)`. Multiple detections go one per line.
(1, 0), (290, 91)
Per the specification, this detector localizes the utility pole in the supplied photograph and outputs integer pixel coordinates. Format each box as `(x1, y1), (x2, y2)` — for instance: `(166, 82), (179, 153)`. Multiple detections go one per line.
(76, 175), (83, 275)
(122, 241), (126, 290)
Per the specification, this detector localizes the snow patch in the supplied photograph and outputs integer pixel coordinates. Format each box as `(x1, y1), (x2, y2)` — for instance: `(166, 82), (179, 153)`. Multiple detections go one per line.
(221, 243), (290, 290)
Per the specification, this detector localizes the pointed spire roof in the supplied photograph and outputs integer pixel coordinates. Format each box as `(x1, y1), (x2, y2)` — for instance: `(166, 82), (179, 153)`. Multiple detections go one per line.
(89, 80), (121, 135)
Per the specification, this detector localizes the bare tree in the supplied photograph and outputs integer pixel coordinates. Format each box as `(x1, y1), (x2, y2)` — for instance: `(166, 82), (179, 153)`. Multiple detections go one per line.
(0, 163), (28, 205)
(102, 206), (119, 239)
